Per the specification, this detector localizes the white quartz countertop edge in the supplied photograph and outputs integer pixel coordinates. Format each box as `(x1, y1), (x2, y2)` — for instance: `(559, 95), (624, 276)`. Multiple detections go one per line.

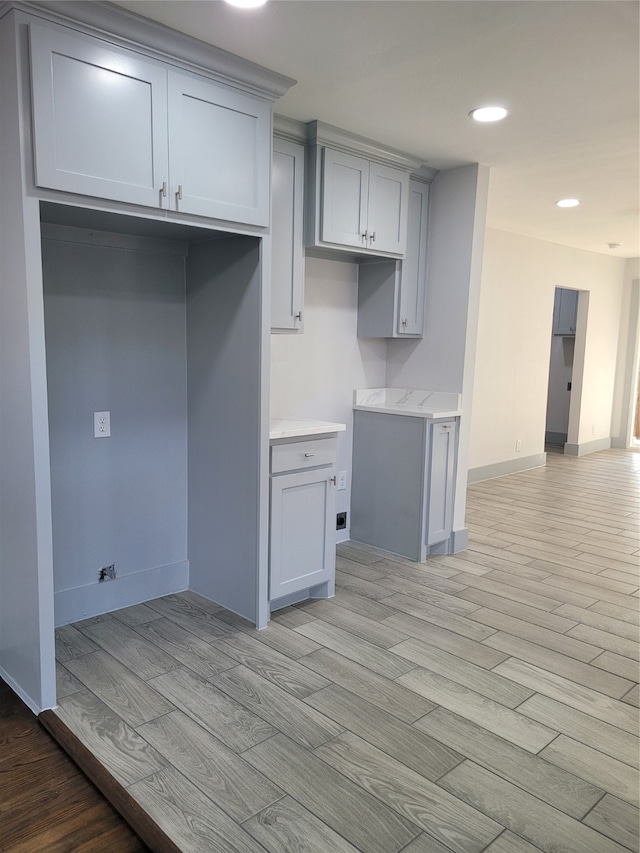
(270, 418), (347, 440)
(352, 388), (462, 419)
(353, 404), (462, 418)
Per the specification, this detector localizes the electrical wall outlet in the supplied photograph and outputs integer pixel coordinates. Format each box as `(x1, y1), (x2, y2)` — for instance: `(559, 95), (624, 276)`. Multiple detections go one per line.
(94, 411), (111, 438)
(336, 512), (347, 530)
(98, 564), (116, 582)
(337, 470), (347, 490)
(515, 439), (522, 452)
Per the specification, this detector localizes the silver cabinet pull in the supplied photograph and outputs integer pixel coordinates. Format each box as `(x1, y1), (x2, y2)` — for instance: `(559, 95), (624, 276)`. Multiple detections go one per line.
(361, 230), (368, 243)
(160, 181), (167, 199)
(330, 475), (337, 485)
(295, 311), (303, 322)
(370, 231), (376, 242)
(442, 424), (452, 429)
(304, 452), (315, 458)
(401, 318), (408, 327)
(176, 184), (183, 203)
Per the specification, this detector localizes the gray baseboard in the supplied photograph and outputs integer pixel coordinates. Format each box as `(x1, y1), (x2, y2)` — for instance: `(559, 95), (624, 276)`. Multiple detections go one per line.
(564, 437), (612, 457)
(54, 560), (189, 627)
(467, 453), (547, 484)
(450, 528), (469, 553)
(610, 436), (632, 449)
(545, 430), (567, 444)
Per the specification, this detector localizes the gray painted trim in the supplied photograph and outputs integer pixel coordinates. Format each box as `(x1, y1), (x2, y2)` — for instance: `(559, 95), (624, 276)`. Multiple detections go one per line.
(54, 561), (189, 628)
(14, 1), (295, 100)
(611, 436), (632, 449)
(468, 453), (547, 484)
(545, 430), (567, 445)
(306, 120), (424, 171)
(451, 528), (469, 553)
(0, 666), (41, 714)
(564, 437), (612, 457)
(273, 114), (307, 144)
(40, 222), (189, 255)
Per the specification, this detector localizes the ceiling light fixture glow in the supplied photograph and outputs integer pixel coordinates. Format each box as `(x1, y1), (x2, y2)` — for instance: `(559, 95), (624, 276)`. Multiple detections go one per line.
(556, 198), (580, 208)
(223, 0), (267, 8)
(469, 106), (508, 123)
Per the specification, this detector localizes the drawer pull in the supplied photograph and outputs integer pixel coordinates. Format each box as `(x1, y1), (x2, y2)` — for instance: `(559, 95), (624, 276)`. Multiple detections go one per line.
(304, 452), (315, 458)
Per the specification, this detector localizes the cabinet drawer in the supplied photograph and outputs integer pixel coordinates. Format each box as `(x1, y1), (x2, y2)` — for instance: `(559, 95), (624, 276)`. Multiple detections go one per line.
(271, 437), (337, 474)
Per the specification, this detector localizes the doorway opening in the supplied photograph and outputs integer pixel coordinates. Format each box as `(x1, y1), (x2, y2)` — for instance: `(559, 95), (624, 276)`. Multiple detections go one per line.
(545, 288), (578, 453)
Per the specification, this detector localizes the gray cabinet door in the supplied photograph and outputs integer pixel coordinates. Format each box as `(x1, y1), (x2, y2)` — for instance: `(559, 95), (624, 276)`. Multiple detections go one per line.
(368, 163), (409, 255)
(357, 179), (428, 339)
(553, 288), (578, 336)
(269, 468), (336, 599)
(168, 71), (271, 225)
(271, 138), (305, 331)
(321, 148), (369, 248)
(397, 180), (428, 335)
(427, 421), (456, 545)
(30, 22), (168, 208)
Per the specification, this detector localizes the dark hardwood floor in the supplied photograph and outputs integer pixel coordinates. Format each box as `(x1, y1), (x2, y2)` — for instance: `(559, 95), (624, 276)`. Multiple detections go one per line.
(0, 677), (149, 853)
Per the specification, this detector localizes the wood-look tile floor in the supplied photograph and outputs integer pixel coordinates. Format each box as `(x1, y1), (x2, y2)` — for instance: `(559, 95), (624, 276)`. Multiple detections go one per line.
(54, 448), (640, 853)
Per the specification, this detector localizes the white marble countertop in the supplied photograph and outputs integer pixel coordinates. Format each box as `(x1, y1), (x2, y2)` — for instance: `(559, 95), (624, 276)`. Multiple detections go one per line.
(270, 418), (347, 440)
(353, 388), (462, 418)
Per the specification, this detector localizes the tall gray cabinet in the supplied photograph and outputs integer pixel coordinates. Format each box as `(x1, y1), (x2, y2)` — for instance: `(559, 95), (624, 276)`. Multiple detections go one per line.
(0, 0), (293, 714)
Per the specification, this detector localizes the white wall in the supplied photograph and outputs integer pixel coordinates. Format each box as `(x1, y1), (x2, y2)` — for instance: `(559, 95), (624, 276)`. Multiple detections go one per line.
(611, 259), (640, 446)
(469, 228), (628, 473)
(270, 256), (387, 538)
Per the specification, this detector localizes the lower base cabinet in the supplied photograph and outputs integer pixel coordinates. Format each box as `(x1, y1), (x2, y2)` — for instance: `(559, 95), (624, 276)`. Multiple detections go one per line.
(269, 435), (337, 603)
(351, 410), (457, 561)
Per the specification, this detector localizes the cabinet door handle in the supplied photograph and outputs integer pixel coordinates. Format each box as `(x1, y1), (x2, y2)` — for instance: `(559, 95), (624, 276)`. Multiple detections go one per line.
(442, 425), (452, 429)
(295, 311), (303, 322)
(330, 475), (337, 485)
(160, 181), (167, 202)
(370, 232), (376, 243)
(361, 230), (368, 244)
(401, 318), (408, 328)
(176, 184), (183, 203)
(304, 452), (315, 458)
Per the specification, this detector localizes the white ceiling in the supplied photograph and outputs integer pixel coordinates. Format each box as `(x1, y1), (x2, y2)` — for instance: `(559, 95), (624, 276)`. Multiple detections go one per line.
(114, 0), (639, 258)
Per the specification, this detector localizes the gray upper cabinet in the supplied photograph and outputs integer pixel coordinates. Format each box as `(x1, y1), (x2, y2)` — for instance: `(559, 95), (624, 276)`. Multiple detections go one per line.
(30, 22), (271, 226)
(30, 23), (168, 209)
(271, 136), (305, 331)
(305, 122), (422, 259)
(552, 287), (578, 336)
(357, 178), (430, 338)
(320, 148), (409, 254)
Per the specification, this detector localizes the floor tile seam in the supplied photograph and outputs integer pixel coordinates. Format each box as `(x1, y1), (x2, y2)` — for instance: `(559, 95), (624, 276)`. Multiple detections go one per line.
(467, 606), (591, 644)
(538, 738), (640, 811)
(71, 626), (185, 683)
(306, 730), (487, 842)
(131, 716), (291, 827)
(434, 755), (609, 832)
(297, 667), (435, 725)
(564, 632), (640, 664)
(65, 639), (181, 686)
(491, 658), (640, 736)
(477, 627), (614, 672)
(237, 790), (358, 853)
(410, 717), (609, 823)
(65, 667), (181, 730)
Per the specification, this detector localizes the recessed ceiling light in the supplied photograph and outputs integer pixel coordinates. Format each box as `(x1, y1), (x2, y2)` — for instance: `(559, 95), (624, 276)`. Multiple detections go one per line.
(224, 0), (267, 8)
(469, 106), (509, 123)
(556, 198), (580, 208)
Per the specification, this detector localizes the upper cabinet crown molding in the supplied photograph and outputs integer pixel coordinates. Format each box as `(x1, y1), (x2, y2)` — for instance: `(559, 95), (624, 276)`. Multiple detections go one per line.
(273, 114), (307, 145)
(14, 0), (296, 101)
(306, 120), (424, 172)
